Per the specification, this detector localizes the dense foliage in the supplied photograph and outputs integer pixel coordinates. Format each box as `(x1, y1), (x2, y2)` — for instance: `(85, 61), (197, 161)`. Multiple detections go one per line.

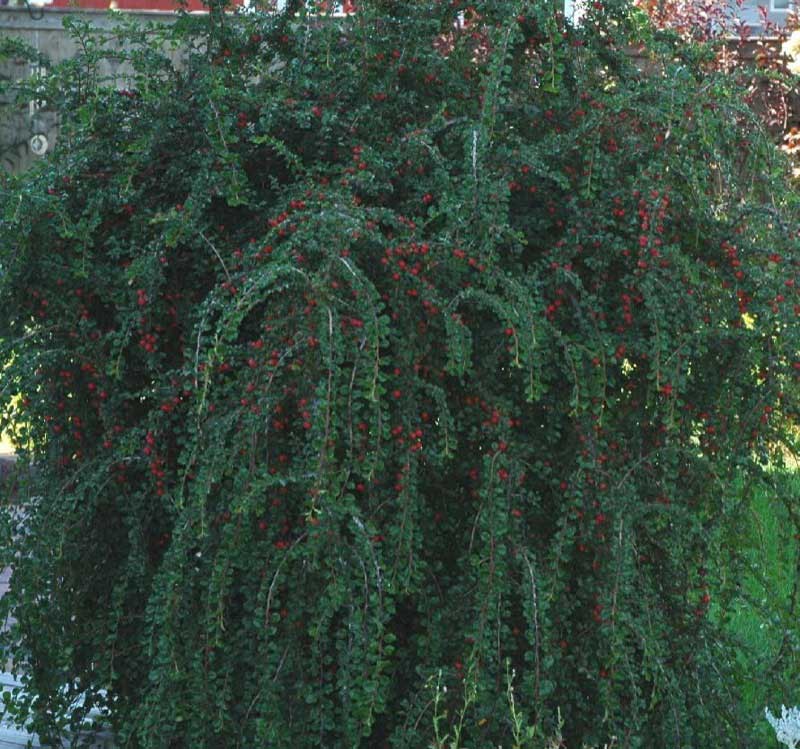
(635, 0), (799, 138)
(1, 1), (798, 746)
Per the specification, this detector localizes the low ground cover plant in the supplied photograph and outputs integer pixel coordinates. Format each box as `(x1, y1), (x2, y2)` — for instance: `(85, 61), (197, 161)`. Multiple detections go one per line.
(767, 704), (800, 748)
(0, 0), (798, 746)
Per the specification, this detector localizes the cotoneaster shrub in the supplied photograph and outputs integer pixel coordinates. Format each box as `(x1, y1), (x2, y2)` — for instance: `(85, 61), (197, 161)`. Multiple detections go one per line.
(0, 1), (798, 746)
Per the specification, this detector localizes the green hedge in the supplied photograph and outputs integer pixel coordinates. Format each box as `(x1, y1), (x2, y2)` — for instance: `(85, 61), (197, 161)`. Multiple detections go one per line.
(0, 1), (798, 746)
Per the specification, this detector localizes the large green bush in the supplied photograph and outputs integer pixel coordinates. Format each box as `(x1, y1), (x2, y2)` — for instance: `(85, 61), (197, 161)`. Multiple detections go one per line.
(0, 1), (798, 746)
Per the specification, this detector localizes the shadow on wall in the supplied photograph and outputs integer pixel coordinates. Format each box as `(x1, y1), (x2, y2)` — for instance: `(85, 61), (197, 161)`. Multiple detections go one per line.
(0, 454), (16, 497)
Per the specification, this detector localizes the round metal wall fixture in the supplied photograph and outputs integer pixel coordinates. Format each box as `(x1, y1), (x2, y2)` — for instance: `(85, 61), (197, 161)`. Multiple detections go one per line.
(29, 134), (49, 157)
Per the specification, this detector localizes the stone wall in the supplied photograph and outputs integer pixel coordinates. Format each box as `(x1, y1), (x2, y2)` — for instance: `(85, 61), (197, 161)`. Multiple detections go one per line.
(0, 7), (181, 173)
